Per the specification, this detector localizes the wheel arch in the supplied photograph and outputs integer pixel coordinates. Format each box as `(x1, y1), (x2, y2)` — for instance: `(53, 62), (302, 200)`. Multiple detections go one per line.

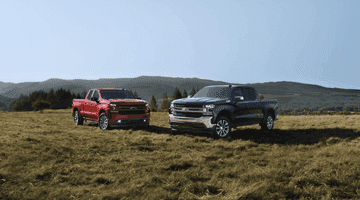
(99, 109), (107, 117)
(263, 108), (276, 121)
(73, 107), (80, 116)
(215, 110), (233, 124)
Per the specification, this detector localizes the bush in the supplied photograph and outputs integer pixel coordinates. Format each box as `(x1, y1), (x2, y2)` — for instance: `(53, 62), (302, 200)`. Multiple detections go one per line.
(31, 100), (51, 113)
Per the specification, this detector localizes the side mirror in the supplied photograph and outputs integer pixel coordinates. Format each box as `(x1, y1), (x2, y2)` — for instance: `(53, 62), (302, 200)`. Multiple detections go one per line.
(91, 97), (98, 102)
(235, 96), (244, 101)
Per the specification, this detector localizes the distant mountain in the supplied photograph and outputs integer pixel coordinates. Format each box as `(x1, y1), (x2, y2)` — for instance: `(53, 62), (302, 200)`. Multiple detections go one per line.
(0, 76), (359, 111)
(0, 76), (228, 99)
(0, 81), (15, 93)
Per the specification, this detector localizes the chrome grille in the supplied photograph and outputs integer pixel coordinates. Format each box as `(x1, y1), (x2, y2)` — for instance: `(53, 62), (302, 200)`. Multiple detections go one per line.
(173, 104), (204, 118)
(175, 112), (202, 118)
(174, 104), (203, 108)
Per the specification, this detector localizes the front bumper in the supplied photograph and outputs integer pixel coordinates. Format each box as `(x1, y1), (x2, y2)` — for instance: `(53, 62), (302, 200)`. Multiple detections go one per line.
(169, 114), (215, 132)
(109, 118), (149, 128)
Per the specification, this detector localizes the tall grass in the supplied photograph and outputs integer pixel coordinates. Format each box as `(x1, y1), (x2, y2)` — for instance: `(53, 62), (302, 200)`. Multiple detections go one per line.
(1, 110), (360, 199)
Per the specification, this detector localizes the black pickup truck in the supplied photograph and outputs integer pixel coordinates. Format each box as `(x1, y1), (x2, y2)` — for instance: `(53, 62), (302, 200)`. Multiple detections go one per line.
(169, 85), (279, 138)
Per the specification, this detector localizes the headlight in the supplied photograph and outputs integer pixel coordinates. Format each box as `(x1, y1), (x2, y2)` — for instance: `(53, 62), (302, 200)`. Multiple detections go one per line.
(169, 103), (174, 114)
(203, 104), (215, 115)
(110, 104), (116, 106)
(205, 104), (215, 109)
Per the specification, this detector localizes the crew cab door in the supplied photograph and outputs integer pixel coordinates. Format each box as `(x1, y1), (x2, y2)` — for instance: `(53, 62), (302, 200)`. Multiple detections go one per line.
(89, 90), (100, 120)
(83, 90), (94, 118)
(233, 88), (250, 124)
(243, 87), (263, 123)
(233, 87), (263, 125)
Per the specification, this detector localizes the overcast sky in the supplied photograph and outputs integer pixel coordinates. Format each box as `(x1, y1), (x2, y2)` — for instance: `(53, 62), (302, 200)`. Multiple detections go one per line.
(1, 0), (359, 89)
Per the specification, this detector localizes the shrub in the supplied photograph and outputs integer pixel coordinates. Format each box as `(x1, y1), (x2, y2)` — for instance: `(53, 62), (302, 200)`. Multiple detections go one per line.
(31, 100), (51, 113)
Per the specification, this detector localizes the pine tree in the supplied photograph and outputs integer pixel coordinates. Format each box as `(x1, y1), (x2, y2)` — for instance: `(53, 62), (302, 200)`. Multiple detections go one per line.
(11, 94), (32, 111)
(133, 91), (138, 98)
(54, 88), (65, 109)
(190, 87), (197, 96)
(172, 87), (182, 100)
(46, 89), (56, 109)
(182, 89), (188, 98)
(149, 95), (157, 112)
(129, 89), (134, 97)
(161, 93), (171, 111)
(82, 91), (88, 99)
(196, 87), (200, 93)
(37, 90), (47, 101)
(64, 89), (72, 108)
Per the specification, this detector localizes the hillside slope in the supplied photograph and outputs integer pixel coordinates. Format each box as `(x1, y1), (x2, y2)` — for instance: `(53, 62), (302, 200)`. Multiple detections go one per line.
(1, 76), (359, 111)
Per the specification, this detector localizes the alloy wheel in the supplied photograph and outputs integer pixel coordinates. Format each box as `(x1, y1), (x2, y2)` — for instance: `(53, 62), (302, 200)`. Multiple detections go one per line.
(216, 119), (230, 137)
(100, 115), (108, 130)
(74, 111), (79, 124)
(266, 116), (273, 129)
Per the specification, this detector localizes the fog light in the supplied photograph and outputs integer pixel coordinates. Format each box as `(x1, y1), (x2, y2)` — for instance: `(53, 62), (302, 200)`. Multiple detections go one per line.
(117, 120), (122, 123)
(143, 119), (147, 122)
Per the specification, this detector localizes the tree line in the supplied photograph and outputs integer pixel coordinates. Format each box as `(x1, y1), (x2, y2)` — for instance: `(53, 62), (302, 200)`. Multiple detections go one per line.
(146, 87), (201, 112)
(7, 88), (87, 112)
(4, 87), (201, 112)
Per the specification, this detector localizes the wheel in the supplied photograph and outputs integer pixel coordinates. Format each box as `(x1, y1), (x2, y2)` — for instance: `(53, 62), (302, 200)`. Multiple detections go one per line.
(74, 110), (83, 125)
(213, 117), (232, 138)
(260, 113), (274, 131)
(99, 112), (111, 130)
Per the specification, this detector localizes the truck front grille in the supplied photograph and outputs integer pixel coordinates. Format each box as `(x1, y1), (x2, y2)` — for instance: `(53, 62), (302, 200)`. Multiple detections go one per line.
(174, 112), (202, 118)
(117, 105), (146, 109)
(118, 110), (145, 115)
(174, 104), (203, 108)
(173, 104), (204, 118)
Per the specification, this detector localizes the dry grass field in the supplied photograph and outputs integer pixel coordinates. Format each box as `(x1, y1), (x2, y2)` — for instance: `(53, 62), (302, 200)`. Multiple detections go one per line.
(1, 110), (360, 199)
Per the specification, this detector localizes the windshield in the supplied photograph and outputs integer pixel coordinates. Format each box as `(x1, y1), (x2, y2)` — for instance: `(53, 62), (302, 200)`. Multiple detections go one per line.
(100, 90), (135, 100)
(192, 87), (232, 99)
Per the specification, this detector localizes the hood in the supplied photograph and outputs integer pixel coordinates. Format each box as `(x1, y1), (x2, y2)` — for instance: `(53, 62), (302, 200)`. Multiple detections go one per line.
(100, 98), (148, 105)
(172, 97), (229, 105)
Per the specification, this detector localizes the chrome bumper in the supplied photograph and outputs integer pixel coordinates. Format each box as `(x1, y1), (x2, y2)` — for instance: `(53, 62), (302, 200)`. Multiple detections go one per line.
(169, 114), (215, 130)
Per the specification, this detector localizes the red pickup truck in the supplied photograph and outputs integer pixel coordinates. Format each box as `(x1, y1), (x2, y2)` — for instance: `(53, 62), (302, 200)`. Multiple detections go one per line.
(71, 88), (150, 130)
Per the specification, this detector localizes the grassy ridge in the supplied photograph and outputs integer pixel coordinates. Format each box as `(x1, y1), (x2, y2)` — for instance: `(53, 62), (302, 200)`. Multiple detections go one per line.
(1, 110), (360, 199)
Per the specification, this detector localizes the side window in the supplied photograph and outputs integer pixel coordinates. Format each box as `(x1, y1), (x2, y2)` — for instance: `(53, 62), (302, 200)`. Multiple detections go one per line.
(86, 90), (94, 100)
(93, 90), (99, 100)
(233, 88), (243, 98)
(243, 88), (257, 101)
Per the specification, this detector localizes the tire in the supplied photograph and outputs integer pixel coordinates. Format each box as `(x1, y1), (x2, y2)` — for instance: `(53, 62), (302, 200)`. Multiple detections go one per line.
(74, 110), (83, 125)
(99, 112), (111, 130)
(213, 117), (232, 138)
(260, 113), (274, 131)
